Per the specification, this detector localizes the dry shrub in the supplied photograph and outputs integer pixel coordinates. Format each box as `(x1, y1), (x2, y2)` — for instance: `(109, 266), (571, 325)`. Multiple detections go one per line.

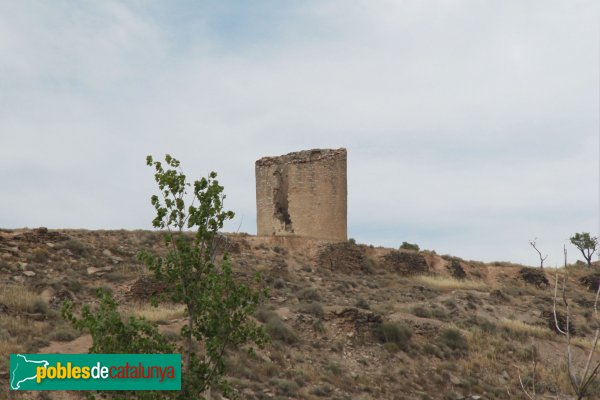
(374, 321), (412, 351)
(0, 284), (44, 313)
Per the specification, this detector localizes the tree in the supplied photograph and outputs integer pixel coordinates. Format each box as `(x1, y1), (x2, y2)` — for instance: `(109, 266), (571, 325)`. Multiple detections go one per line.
(64, 155), (267, 399)
(140, 154), (267, 398)
(528, 238), (548, 269)
(570, 232), (598, 267)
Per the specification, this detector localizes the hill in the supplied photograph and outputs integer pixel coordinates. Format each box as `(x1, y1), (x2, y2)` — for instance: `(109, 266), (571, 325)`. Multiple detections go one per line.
(1, 228), (600, 399)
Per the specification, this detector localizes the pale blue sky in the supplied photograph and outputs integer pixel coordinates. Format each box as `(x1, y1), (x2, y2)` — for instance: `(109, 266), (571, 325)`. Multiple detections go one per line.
(0, 1), (598, 266)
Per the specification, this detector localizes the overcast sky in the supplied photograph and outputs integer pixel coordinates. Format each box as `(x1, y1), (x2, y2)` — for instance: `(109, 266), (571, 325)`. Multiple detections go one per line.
(1, 1), (598, 267)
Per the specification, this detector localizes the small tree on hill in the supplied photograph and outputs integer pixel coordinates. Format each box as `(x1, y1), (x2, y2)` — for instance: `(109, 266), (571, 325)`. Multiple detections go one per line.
(140, 154), (267, 398)
(570, 232), (598, 267)
(64, 155), (267, 399)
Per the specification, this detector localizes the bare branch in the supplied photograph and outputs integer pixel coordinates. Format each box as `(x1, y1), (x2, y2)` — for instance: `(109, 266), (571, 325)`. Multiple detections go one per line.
(554, 271), (567, 335)
(529, 238), (548, 268)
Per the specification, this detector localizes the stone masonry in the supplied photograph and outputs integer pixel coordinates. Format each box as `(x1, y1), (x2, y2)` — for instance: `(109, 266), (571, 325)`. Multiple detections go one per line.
(255, 148), (347, 241)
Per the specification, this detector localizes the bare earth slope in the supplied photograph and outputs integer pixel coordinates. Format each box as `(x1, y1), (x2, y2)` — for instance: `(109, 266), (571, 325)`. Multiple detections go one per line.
(1, 228), (600, 399)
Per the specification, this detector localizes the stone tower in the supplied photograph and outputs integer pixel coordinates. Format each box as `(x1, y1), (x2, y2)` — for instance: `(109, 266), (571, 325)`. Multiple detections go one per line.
(255, 148), (347, 241)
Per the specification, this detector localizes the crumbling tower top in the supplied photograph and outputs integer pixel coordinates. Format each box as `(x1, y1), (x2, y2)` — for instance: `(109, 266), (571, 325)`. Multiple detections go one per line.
(255, 148), (347, 241)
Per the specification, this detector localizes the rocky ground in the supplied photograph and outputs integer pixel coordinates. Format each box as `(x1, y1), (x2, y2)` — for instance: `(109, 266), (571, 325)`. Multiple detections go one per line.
(2, 228), (600, 399)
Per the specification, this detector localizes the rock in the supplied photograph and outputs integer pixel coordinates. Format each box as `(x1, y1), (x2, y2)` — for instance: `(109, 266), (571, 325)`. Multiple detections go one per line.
(11, 275), (25, 283)
(49, 289), (75, 308)
(87, 266), (113, 275)
(450, 375), (464, 386)
(447, 259), (467, 279)
(381, 250), (429, 275)
(18, 262), (28, 270)
(126, 275), (167, 300)
(46, 242), (55, 248)
(102, 249), (113, 257)
(318, 242), (368, 273)
(22, 270), (36, 277)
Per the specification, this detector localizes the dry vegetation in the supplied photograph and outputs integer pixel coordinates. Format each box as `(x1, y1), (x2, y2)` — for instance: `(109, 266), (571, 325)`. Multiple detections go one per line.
(1, 228), (600, 399)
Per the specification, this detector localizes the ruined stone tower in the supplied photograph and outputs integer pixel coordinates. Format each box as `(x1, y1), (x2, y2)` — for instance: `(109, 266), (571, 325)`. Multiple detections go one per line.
(255, 148), (347, 241)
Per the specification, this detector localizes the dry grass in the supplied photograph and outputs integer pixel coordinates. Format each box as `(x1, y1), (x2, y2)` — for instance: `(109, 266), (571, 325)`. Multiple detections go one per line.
(498, 318), (552, 339)
(127, 303), (186, 324)
(0, 284), (42, 312)
(413, 275), (486, 291)
(459, 330), (507, 383)
(0, 315), (49, 339)
(571, 336), (597, 349)
(0, 339), (24, 371)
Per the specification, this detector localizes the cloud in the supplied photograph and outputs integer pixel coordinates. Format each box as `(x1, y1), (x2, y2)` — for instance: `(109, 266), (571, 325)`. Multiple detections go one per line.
(0, 0), (598, 266)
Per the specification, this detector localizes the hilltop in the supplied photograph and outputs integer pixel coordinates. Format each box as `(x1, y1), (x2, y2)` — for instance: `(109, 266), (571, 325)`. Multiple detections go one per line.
(1, 228), (600, 399)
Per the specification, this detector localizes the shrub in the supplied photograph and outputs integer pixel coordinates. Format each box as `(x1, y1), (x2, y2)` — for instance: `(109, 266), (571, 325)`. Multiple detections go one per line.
(313, 319), (325, 333)
(265, 315), (298, 344)
(31, 299), (49, 315)
(355, 298), (370, 310)
(297, 287), (321, 302)
(400, 241), (420, 251)
(48, 327), (78, 342)
(412, 306), (431, 318)
(311, 384), (333, 397)
(59, 239), (90, 257)
(297, 301), (324, 317)
(430, 307), (448, 321)
(374, 321), (412, 351)
(348, 238), (356, 244)
(383, 342), (400, 354)
(255, 306), (276, 323)
(29, 248), (50, 263)
(326, 361), (342, 375)
(437, 328), (468, 354)
(360, 257), (375, 274)
(272, 378), (299, 396)
(273, 278), (286, 289)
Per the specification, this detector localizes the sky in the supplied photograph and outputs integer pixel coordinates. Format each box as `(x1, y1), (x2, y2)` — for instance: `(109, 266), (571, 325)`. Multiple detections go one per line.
(0, 0), (598, 267)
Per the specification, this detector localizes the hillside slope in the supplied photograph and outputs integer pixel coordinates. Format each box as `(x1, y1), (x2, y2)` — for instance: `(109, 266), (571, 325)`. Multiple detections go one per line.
(1, 228), (600, 400)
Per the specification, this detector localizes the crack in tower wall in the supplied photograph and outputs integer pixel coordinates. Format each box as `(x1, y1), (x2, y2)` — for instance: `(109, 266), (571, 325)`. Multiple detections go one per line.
(273, 164), (293, 232)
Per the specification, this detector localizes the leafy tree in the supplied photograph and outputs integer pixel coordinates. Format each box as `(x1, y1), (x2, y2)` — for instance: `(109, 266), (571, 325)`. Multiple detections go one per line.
(570, 232), (598, 267)
(64, 155), (267, 399)
(139, 154), (267, 398)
